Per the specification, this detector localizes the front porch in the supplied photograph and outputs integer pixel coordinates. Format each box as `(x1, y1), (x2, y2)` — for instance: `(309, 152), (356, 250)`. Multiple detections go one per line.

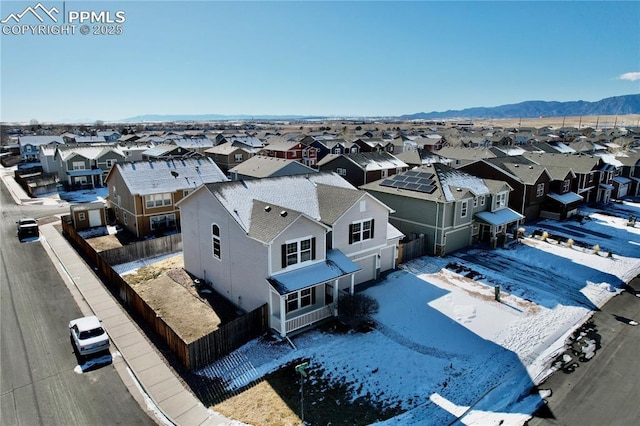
(267, 249), (360, 337)
(475, 208), (524, 248)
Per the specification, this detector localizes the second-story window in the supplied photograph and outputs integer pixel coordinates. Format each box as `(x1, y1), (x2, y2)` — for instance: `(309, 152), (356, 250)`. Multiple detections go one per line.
(234, 153), (243, 162)
(281, 237), (316, 268)
(349, 219), (374, 244)
(496, 192), (506, 209)
(145, 193), (172, 208)
(536, 183), (545, 197)
(72, 161), (86, 170)
(461, 200), (468, 218)
(562, 179), (570, 193)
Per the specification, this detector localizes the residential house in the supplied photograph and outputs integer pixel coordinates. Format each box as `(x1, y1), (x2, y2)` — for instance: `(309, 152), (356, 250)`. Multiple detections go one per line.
(219, 134), (265, 154)
(523, 152), (603, 204)
(539, 165), (583, 220)
(361, 163), (523, 255)
(618, 153), (640, 196)
(19, 135), (64, 161)
(260, 140), (319, 167)
(205, 144), (253, 174)
(353, 138), (386, 153)
(228, 155), (318, 180)
(167, 137), (215, 155)
(73, 136), (107, 144)
(141, 144), (199, 161)
(38, 144), (60, 174)
(460, 156), (553, 221)
(118, 143), (155, 162)
(54, 144), (126, 189)
(436, 146), (497, 168)
(106, 157), (228, 237)
(97, 130), (122, 142)
(177, 173), (403, 337)
(305, 137), (358, 161)
(394, 148), (441, 168)
(316, 152), (409, 187)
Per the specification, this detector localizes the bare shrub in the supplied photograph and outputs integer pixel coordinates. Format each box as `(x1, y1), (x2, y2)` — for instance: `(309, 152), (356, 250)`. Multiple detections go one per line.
(338, 293), (380, 331)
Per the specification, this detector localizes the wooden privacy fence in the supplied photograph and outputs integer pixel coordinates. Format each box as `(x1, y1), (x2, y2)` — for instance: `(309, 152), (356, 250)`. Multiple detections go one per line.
(99, 233), (182, 265)
(61, 216), (268, 371)
(398, 234), (427, 264)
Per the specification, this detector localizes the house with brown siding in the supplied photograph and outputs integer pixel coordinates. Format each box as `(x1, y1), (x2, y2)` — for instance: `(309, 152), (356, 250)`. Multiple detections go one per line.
(106, 157), (227, 237)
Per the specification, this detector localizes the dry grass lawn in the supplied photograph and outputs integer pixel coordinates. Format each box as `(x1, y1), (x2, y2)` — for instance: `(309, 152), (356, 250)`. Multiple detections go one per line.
(123, 254), (221, 343)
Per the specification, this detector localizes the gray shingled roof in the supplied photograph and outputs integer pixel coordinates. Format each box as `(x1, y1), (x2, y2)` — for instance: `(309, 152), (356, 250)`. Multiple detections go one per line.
(202, 173), (360, 236)
(113, 157), (227, 195)
(229, 155), (316, 178)
(247, 200), (305, 243)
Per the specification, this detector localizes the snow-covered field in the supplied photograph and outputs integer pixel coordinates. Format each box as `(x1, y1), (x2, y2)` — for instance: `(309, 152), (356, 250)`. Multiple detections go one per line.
(198, 200), (640, 425)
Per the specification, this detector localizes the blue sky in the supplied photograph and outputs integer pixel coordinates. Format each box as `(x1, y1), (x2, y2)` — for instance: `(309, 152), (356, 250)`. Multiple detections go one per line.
(1, 0), (639, 123)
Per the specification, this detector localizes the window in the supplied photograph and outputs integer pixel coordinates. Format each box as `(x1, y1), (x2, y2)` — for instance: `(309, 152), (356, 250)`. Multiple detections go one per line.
(150, 214), (176, 230)
(460, 201), (468, 218)
(212, 224), (221, 259)
(359, 200), (366, 212)
(336, 167), (347, 176)
(480, 195), (485, 206)
(351, 147), (358, 153)
(473, 198), (478, 208)
(496, 192), (506, 209)
(183, 188), (193, 197)
(285, 287), (317, 313)
(72, 161), (86, 170)
(381, 169), (388, 178)
(145, 193), (172, 208)
(78, 212), (86, 221)
(105, 159), (116, 168)
(536, 183), (545, 197)
(234, 153), (243, 162)
(349, 219), (374, 244)
(333, 147), (341, 154)
(281, 237), (316, 268)
(562, 179), (570, 193)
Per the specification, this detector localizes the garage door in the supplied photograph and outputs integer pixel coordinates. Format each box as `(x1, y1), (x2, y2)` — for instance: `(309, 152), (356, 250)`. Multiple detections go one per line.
(354, 255), (376, 285)
(89, 210), (102, 227)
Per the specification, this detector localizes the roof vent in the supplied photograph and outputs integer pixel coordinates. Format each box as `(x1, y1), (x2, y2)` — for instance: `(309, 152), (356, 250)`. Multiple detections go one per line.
(280, 210), (288, 217)
(264, 205), (271, 212)
(456, 187), (462, 192)
(529, 166), (534, 169)
(171, 170), (179, 178)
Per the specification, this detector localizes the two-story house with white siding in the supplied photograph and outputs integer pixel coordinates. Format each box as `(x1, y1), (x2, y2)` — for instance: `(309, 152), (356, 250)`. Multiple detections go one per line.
(177, 172), (403, 337)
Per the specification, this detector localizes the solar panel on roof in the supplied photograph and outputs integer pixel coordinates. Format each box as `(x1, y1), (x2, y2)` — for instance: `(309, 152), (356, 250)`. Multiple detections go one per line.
(404, 170), (420, 177)
(380, 179), (396, 187)
(404, 176), (420, 183)
(405, 182), (421, 190)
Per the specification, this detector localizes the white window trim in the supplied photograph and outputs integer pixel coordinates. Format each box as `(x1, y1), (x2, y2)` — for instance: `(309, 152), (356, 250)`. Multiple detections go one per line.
(351, 218), (374, 243)
(212, 223), (221, 260)
(536, 183), (545, 197)
(495, 192), (507, 210)
(460, 200), (468, 218)
(284, 236), (314, 267)
(150, 213), (176, 230)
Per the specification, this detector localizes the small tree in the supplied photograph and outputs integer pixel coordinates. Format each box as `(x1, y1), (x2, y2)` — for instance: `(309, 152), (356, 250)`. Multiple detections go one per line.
(566, 238), (574, 248)
(592, 244), (600, 255)
(338, 293), (379, 331)
(541, 231), (549, 242)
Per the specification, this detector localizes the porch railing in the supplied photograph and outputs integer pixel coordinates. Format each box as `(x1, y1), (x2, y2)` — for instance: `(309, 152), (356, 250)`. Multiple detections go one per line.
(284, 305), (334, 334)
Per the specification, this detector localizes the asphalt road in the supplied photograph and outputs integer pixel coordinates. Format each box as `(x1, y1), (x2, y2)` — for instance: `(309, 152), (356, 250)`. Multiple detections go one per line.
(529, 275), (640, 426)
(0, 184), (155, 425)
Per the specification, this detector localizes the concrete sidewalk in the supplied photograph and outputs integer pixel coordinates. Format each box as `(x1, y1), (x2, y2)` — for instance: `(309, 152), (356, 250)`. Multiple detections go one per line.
(2, 169), (236, 426)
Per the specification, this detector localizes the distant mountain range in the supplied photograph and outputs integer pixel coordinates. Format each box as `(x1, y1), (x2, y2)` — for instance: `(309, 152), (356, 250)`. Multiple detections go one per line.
(398, 94), (640, 120)
(120, 94), (639, 123)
